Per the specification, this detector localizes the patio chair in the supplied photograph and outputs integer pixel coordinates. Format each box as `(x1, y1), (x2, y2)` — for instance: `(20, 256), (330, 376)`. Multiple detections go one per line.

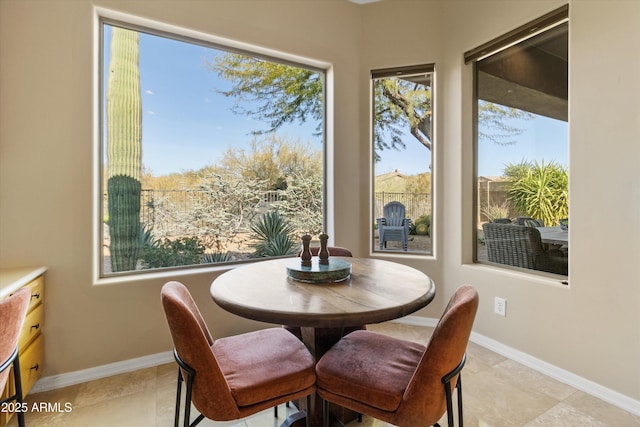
(491, 218), (512, 224)
(377, 201), (411, 251)
(515, 216), (544, 227)
(482, 223), (567, 275)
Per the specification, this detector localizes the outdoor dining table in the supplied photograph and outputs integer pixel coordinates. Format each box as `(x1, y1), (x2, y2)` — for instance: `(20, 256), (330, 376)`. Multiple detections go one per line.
(536, 226), (569, 246)
(210, 256), (436, 427)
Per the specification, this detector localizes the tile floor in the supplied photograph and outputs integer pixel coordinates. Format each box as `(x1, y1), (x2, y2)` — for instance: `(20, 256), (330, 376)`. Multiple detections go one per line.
(7, 322), (640, 426)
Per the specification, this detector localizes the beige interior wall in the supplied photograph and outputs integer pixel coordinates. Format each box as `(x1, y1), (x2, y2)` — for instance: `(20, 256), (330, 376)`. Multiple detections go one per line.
(0, 0), (363, 375)
(1, 0), (639, 404)
(435, 0), (639, 400)
(359, 0), (640, 402)
(359, 0), (446, 310)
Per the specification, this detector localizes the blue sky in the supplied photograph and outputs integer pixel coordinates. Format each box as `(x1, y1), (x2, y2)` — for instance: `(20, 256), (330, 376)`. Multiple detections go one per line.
(477, 114), (568, 177)
(104, 25), (567, 178)
(377, 112), (568, 177)
(104, 25), (320, 176)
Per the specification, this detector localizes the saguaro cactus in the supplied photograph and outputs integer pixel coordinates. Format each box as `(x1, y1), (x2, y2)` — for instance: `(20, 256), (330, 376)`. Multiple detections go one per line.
(107, 27), (142, 272)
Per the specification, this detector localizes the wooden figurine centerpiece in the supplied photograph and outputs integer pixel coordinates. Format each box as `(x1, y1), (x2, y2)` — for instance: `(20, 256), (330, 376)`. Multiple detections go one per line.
(300, 234), (312, 267)
(318, 233), (329, 265)
(287, 233), (351, 283)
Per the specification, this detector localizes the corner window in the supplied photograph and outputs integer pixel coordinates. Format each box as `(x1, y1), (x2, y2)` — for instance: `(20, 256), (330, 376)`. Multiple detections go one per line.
(371, 65), (434, 255)
(99, 19), (325, 277)
(467, 6), (569, 277)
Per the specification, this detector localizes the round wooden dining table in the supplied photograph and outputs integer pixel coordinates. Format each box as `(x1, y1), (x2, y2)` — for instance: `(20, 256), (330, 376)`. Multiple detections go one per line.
(210, 256), (436, 427)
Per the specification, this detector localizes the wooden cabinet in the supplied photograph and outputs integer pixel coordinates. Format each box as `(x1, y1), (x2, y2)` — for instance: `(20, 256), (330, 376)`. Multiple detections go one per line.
(0, 267), (46, 427)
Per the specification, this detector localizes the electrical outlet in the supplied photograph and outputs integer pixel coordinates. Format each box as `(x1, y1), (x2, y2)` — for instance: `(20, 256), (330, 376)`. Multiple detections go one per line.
(494, 297), (507, 317)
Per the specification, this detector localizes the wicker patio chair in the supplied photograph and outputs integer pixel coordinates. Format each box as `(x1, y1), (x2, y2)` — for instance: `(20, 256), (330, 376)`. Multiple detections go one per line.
(482, 223), (567, 275)
(514, 216), (544, 227)
(491, 218), (512, 224)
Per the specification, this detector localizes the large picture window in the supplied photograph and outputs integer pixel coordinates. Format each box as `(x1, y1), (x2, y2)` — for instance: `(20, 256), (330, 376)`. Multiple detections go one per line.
(467, 6), (569, 277)
(371, 65), (434, 255)
(99, 19), (325, 277)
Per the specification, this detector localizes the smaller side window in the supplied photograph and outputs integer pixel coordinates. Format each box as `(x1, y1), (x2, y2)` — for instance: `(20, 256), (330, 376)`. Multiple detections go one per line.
(371, 65), (434, 255)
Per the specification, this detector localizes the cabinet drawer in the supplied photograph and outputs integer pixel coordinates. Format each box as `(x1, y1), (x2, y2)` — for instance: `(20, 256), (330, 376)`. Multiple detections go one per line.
(25, 276), (44, 311)
(19, 334), (44, 396)
(18, 303), (44, 352)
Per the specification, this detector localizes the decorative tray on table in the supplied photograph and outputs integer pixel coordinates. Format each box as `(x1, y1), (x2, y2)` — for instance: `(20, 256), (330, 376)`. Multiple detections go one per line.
(286, 258), (352, 284)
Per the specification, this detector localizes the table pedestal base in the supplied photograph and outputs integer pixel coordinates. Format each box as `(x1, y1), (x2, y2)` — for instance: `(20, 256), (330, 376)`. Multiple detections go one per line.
(281, 411), (346, 427)
(293, 326), (359, 427)
(280, 410), (307, 427)
(300, 326), (344, 358)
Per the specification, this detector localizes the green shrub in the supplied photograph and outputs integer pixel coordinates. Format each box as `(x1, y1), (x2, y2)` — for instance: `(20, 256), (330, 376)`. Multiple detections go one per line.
(410, 214), (431, 236)
(415, 223), (429, 235)
(481, 200), (512, 223)
(504, 160), (568, 226)
(141, 237), (205, 268)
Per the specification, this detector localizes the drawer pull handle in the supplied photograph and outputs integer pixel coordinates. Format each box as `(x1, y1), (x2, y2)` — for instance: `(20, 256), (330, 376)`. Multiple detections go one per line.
(31, 292), (40, 300)
(30, 364), (39, 371)
(31, 323), (40, 330)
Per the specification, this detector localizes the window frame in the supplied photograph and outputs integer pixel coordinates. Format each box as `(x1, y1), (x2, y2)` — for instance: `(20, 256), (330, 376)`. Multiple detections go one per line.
(95, 13), (329, 281)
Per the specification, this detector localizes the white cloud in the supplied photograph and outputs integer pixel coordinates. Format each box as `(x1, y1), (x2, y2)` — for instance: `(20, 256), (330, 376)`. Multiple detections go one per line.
(145, 89), (154, 95)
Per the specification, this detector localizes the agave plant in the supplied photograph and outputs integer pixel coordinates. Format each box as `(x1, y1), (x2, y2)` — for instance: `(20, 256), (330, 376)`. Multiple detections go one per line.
(249, 211), (298, 258)
(140, 223), (159, 250)
(201, 252), (232, 263)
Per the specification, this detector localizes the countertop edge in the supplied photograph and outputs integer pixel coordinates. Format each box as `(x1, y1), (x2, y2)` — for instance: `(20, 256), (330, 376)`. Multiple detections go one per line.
(0, 266), (48, 299)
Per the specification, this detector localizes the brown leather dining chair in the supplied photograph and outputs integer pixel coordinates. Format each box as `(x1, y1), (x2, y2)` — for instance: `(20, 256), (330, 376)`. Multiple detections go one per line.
(316, 285), (479, 427)
(0, 287), (32, 427)
(161, 281), (316, 427)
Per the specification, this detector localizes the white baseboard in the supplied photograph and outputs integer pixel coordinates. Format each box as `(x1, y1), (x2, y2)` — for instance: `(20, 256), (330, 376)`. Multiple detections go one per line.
(394, 316), (640, 417)
(30, 351), (174, 394)
(30, 318), (640, 417)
